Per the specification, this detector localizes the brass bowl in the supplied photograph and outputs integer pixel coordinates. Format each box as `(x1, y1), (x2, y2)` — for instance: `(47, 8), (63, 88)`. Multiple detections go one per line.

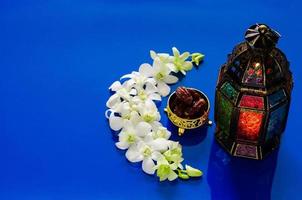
(165, 88), (212, 136)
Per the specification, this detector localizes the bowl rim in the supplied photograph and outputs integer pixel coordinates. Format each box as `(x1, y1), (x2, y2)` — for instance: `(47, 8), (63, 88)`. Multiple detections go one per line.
(166, 87), (210, 121)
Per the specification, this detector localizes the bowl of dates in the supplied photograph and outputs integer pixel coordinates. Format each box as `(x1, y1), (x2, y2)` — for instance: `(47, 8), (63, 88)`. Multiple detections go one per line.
(165, 86), (212, 136)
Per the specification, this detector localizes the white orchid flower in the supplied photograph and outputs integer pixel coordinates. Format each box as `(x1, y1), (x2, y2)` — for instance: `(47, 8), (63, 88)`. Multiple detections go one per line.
(126, 141), (163, 174)
(163, 142), (184, 169)
(154, 157), (178, 181)
(115, 121), (152, 150)
(137, 99), (160, 124)
(106, 81), (136, 109)
(132, 81), (161, 103)
(153, 59), (178, 96)
(118, 65), (161, 103)
(151, 59), (179, 96)
(151, 121), (171, 140)
(121, 71), (145, 87)
(150, 50), (174, 65)
(170, 47), (193, 75)
(137, 59), (178, 96)
(107, 101), (141, 131)
(121, 64), (157, 88)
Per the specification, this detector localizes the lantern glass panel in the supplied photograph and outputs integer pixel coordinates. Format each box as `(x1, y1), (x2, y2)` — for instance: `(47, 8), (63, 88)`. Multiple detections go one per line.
(239, 95), (264, 110)
(243, 56), (264, 85)
(268, 89), (287, 108)
(237, 109), (264, 141)
(220, 82), (239, 104)
(234, 144), (258, 158)
(265, 56), (282, 86)
(227, 54), (248, 82)
(216, 92), (233, 135)
(266, 103), (288, 140)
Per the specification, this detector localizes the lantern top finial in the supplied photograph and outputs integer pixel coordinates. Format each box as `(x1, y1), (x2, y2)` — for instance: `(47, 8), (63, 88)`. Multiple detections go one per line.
(245, 23), (281, 49)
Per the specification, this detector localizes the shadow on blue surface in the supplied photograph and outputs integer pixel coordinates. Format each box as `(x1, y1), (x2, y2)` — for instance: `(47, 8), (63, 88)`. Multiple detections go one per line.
(167, 120), (208, 146)
(207, 140), (278, 200)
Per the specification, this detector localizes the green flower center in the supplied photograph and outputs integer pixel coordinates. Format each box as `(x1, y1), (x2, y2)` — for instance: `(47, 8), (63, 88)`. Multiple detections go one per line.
(138, 91), (147, 100)
(157, 130), (166, 138)
(143, 114), (155, 123)
(155, 72), (165, 80)
(174, 58), (183, 70)
(126, 134), (136, 144)
(143, 147), (152, 157)
(157, 164), (171, 177)
(164, 148), (182, 163)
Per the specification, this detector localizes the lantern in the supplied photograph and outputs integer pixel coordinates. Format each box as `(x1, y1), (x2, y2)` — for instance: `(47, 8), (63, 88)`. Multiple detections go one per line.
(214, 24), (293, 160)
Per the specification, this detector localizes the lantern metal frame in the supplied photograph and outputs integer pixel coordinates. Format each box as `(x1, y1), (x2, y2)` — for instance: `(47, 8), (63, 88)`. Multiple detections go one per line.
(214, 24), (293, 160)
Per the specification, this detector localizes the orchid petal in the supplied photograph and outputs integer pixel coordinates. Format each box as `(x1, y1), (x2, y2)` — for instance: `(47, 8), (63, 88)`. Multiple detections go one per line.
(124, 79), (136, 88)
(167, 171), (178, 181)
(179, 52), (190, 60)
(115, 141), (129, 150)
(126, 146), (143, 162)
(165, 130), (171, 139)
(136, 122), (152, 137)
(178, 163), (184, 170)
(130, 111), (141, 124)
(148, 93), (161, 101)
(172, 47), (180, 57)
(152, 58), (162, 72)
(106, 94), (120, 108)
(145, 82), (158, 94)
(109, 81), (122, 91)
(150, 50), (157, 60)
(139, 63), (154, 77)
(149, 138), (170, 151)
(120, 73), (134, 80)
(151, 151), (163, 161)
(142, 157), (155, 174)
(157, 81), (170, 96)
(182, 61), (193, 71)
(143, 134), (154, 143)
(166, 63), (176, 71)
(109, 115), (124, 131)
(163, 75), (178, 84)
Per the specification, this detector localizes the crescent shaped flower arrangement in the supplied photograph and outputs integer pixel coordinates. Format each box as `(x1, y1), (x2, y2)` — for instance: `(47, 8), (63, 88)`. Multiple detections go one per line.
(105, 47), (205, 181)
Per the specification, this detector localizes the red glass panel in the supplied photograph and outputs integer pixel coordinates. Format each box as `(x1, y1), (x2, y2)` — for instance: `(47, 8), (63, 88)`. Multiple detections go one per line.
(237, 110), (263, 141)
(239, 95), (264, 110)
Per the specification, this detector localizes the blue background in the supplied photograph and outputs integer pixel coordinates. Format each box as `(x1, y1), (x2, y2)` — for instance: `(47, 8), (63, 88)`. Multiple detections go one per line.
(1, 0), (302, 199)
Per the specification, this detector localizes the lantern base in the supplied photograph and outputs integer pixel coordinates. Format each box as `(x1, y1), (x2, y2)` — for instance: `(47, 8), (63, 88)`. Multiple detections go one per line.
(215, 129), (281, 160)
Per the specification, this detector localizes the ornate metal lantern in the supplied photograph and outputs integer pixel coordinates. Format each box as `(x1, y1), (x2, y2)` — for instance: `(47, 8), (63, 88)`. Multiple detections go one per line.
(214, 24), (293, 159)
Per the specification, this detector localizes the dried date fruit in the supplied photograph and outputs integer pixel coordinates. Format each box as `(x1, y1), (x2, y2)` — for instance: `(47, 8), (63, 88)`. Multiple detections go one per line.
(188, 89), (202, 101)
(173, 105), (185, 118)
(184, 99), (207, 118)
(193, 99), (206, 111)
(171, 87), (207, 119)
(176, 87), (193, 105)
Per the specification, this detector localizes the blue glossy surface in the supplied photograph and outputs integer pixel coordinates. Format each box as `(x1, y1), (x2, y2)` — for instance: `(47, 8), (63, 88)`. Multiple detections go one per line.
(1, 1), (302, 199)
